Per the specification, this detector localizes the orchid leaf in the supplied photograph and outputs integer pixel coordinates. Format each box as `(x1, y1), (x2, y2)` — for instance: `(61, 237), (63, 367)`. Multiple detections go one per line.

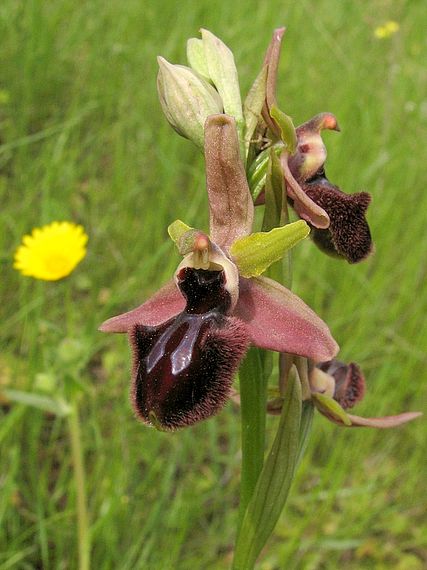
(167, 220), (197, 254)
(201, 29), (244, 150)
(312, 392), (352, 426)
(247, 143), (284, 201)
(186, 38), (210, 81)
(270, 104), (297, 153)
(243, 65), (267, 159)
(297, 400), (315, 466)
(230, 220), (309, 278)
(233, 372), (302, 570)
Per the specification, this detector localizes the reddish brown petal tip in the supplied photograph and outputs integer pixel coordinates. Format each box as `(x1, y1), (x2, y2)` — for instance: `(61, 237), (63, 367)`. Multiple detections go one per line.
(346, 412), (422, 429)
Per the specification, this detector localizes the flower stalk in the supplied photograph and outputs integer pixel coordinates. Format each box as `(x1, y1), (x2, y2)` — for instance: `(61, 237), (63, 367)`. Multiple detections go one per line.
(237, 347), (268, 524)
(67, 399), (91, 570)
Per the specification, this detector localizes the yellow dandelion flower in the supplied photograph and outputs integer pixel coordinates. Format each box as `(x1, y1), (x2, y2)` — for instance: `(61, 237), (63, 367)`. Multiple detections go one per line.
(374, 20), (400, 39)
(14, 221), (88, 281)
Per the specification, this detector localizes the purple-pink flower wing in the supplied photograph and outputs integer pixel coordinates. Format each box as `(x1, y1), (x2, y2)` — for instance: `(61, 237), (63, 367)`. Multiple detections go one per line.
(99, 280), (185, 333)
(280, 152), (330, 229)
(234, 276), (339, 362)
(346, 412), (422, 428)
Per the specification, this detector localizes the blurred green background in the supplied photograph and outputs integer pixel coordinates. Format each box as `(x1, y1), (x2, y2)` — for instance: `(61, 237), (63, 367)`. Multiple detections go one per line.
(1, 0), (426, 568)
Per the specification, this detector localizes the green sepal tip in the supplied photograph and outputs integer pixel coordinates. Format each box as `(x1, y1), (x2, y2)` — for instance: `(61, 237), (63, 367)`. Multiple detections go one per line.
(167, 219), (198, 255)
(270, 104), (297, 154)
(311, 393), (352, 426)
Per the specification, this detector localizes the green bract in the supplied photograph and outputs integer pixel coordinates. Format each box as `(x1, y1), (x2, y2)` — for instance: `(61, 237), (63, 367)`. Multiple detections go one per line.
(229, 221), (309, 278)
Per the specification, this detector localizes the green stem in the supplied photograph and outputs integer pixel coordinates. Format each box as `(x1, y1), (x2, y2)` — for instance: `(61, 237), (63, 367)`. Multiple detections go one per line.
(67, 401), (90, 570)
(238, 347), (268, 525)
(233, 374), (302, 570)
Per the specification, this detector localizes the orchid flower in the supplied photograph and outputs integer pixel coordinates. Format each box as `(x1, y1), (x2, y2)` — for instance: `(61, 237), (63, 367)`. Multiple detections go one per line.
(100, 114), (338, 430)
(310, 359), (421, 428)
(268, 357), (421, 428)
(255, 28), (373, 264)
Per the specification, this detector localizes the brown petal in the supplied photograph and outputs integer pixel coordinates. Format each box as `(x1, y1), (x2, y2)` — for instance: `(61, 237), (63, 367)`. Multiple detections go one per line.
(234, 276), (339, 362)
(281, 152), (330, 229)
(304, 179), (373, 263)
(204, 114), (254, 248)
(99, 280), (185, 333)
(261, 27), (286, 136)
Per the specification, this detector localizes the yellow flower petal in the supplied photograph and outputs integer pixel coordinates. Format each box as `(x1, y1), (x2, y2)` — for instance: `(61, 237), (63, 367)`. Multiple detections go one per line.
(13, 221), (88, 281)
(374, 21), (399, 39)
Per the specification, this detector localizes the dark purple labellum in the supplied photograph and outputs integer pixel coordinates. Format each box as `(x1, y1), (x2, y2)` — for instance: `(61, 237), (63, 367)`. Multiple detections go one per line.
(318, 359), (366, 409)
(303, 174), (373, 264)
(130, 268), (249, 430)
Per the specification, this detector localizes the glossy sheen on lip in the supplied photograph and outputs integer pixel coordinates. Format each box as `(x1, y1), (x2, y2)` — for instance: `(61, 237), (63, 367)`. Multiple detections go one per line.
(130, 267), (249, 430)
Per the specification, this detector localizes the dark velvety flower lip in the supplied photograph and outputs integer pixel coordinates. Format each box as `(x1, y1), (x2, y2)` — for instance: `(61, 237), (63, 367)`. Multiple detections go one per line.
(129, 267), (250, 430)
(304, 178), (373, 263)
(318, 360), (365, 409)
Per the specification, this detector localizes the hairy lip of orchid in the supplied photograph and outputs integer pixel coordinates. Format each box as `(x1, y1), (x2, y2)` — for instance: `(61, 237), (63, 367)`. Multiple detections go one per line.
(99, 114), (339, 430)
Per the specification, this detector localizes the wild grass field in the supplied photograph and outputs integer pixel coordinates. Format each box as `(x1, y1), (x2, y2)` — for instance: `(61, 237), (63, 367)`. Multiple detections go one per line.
(1, 0), (426, 568)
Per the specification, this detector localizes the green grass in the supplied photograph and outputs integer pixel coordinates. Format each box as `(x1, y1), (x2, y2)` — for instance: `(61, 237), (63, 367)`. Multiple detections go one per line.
(1, 0), (426, 568)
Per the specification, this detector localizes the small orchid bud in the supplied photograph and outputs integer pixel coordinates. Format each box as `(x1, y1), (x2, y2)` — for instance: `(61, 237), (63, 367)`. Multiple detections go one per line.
(157, 57), (223, 149)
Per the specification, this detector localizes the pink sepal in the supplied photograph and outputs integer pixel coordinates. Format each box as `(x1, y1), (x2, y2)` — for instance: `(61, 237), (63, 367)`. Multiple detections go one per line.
(234, 276), (339, 362)
(99, 280), (185, 333)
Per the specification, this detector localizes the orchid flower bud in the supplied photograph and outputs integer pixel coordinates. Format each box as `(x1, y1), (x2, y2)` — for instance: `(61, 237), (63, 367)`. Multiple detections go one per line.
(157, 57), (223, 149)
